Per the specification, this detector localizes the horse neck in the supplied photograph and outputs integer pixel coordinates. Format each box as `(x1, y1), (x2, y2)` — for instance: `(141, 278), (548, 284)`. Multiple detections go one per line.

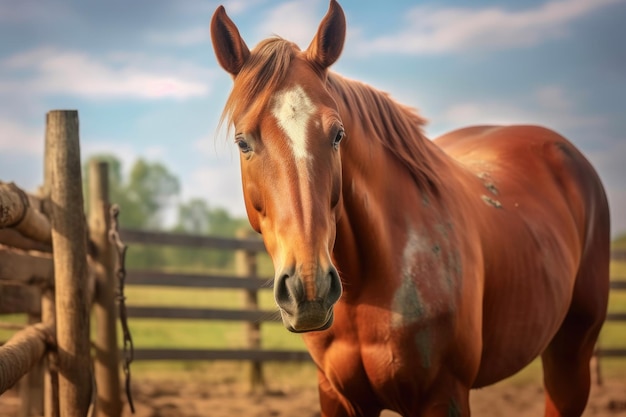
(328, 74), (453, 294)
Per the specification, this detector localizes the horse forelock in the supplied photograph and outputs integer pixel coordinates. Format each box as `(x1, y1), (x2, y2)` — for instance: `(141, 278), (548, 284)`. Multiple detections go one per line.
(220, 37), (299, 133)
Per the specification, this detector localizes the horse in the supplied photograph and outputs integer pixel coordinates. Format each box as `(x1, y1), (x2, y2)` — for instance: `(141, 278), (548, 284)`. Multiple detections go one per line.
(209, 1), (610, 416)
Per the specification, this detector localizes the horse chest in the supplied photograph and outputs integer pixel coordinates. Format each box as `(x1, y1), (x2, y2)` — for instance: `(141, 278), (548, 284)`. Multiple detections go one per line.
(308, 300), (454, 409)
(309, 328), (444, 414)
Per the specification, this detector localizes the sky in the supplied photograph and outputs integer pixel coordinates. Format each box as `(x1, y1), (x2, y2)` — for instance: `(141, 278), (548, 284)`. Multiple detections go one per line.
(0, 0), (625, 236)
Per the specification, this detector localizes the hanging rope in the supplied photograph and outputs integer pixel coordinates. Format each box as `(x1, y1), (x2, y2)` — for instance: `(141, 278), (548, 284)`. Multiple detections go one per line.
(108, 204), (135, 413)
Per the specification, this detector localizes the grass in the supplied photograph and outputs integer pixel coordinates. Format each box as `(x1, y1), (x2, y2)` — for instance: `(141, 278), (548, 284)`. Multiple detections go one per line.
(2, 255), (625, 386)
(120, 259), (626, 382)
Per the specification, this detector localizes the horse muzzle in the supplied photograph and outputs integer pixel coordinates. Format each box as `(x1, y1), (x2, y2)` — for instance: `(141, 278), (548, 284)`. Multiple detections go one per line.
(274, 265), (342, 333)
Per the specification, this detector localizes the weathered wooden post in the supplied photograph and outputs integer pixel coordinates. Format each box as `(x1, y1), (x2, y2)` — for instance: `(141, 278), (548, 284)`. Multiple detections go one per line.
(46, 110), (92, 416)
(89, 160), (122, 417)
(42, 113), (59, 417)
(236, 229), (265, 392)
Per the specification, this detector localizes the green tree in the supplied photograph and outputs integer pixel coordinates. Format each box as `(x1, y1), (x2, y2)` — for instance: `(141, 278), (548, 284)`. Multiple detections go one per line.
(174, 198), (248, 237)
(175, 198), (212, 234)
(124, 159), (180, 229)
(173, 198), (251, 269)
(84, 155), (180, 230)
(83, 154), (253, 271)
(83, 155), (181, 269)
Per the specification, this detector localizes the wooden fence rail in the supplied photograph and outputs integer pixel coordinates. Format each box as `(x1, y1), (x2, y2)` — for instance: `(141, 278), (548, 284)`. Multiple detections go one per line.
(0, 324), (52, 395)
(118, 229), (626, 388)
(119, 228), (310, 389)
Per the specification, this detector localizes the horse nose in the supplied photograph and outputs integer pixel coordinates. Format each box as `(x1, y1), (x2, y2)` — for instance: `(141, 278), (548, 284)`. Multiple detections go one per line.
(274, 265), (342, 332)
(275, 266), (342, 304)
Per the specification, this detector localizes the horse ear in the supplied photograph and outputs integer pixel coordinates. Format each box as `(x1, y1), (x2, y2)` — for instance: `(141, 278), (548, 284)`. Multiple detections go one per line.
(306, 0), (346, 71)
(210, 5), (250, 77)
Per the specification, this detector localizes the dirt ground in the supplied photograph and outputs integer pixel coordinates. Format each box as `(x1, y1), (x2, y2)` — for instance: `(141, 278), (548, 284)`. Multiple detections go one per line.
(1, 373), (625, 416)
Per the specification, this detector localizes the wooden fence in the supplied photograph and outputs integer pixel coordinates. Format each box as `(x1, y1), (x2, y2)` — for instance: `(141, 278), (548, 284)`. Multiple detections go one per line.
(119, 228), (311, 390)
(0, 111), (121, 417)
(118, 230), (626, 374)
(600, 250), (626, 359)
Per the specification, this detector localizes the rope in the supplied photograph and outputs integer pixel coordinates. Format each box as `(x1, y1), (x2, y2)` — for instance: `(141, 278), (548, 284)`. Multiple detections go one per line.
(108, 204), (135, 413)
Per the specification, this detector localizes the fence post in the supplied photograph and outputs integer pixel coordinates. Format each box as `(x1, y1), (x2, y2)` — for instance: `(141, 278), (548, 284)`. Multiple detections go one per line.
(89, 160), (122, 417)
(236, 229), (265, 393)
(42, 113), (59, 417)
(46, 110), (92, 417)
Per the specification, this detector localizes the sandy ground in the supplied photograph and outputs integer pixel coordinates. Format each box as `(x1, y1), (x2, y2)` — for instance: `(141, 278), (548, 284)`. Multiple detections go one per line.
(1, 373), (625, 416)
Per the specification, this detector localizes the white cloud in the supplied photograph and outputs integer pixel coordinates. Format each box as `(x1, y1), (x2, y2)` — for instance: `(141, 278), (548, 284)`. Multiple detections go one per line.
(0, 118), (42, 154)
(185, 163), (246, 216)
(81, 140), (139, 179)
(193, 136), (216, 157)
(223, 0), (266, 15)
(437, 85), (605, 133)
(353, 0), (622, 55)
(255, 0), (323, 48)
(183, 132), (245, 214)
(534, 86), (572, 112)
(146, 27), (209, 46)
(144, 0), (267, 46)
(144, 146), (167, 161)
(0, 47), (212, 100)
(0, 2), (75, 24)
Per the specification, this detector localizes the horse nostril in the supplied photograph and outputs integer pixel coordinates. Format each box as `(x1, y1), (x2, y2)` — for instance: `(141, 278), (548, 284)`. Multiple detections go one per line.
(275, 273), (292, 307)
(327, 267), (343, 305)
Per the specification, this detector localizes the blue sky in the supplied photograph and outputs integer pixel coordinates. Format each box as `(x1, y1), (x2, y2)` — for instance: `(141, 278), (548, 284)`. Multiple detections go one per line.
(1, 0), (625, 236)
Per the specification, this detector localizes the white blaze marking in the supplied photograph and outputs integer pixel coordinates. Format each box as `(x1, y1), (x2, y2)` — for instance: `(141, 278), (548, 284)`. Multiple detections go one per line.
(272, 85), (316, 161)
(271, 85), (317, 234)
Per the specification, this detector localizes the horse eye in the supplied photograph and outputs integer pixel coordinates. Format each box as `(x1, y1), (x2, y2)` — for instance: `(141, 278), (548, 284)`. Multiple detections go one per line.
(333, 130), (345, 149)
(235, 137), (251, 153)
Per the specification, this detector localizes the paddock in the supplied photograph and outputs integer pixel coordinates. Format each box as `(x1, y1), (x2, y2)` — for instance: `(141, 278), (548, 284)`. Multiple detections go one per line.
(0, 110), (624, 416)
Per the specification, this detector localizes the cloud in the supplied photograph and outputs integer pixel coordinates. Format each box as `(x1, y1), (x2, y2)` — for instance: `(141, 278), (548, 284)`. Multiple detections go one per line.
(144, 0), (268, 46)
(182, 131), (244, 213)
(437, 85), (605, 133)
(223, 0), (267, 15)
(255, 0), (323, 48)
(0, 118), (42, 155)
(353, 0), (622, 55)
(185, 163), (246, 216)
(145, 27), (209, 47)
(0, 1), (76, 24)
(0, 47), (212, 100)
(81, 140), (140, 179)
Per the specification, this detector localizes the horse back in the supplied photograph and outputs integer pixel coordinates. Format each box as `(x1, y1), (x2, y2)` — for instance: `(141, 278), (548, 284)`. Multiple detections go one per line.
(434, 125), (610, 385)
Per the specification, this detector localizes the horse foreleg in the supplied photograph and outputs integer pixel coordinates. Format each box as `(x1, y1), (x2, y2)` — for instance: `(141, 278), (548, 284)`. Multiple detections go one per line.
(419, 376), (471, 417)
(317, 369), (382, 417)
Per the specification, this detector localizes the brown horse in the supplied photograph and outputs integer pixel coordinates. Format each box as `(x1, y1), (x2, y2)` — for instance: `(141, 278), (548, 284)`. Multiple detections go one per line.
(210, 1), (610, 416)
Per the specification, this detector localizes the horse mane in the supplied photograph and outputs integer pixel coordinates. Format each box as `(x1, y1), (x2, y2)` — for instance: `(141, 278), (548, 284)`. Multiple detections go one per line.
(219, 37), (440, 191)
(327, 73), (441, 192)
(219, 37), (298, 132)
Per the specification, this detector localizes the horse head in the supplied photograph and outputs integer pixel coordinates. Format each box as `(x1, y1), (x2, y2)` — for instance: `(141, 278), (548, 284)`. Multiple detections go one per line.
(211, 1), (347, 332)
